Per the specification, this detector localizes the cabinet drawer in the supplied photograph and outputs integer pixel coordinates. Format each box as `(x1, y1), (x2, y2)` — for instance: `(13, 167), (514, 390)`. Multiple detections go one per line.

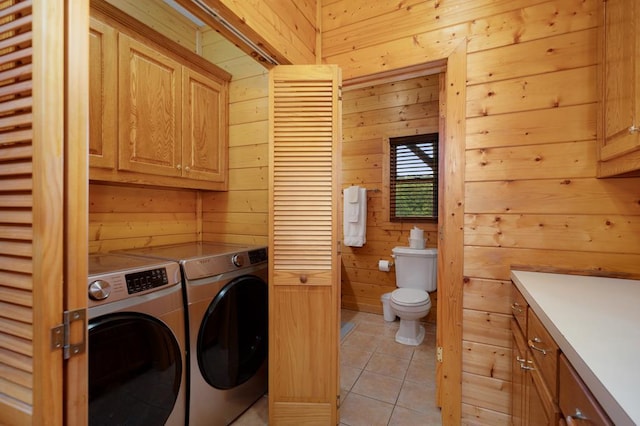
(559, 354), (612, 426)
(511, 284), (527, 333)
(527, 309), (559, 398)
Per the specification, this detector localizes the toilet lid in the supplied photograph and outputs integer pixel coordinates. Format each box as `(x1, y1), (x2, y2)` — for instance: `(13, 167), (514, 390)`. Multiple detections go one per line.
(391, 288), (429, 306)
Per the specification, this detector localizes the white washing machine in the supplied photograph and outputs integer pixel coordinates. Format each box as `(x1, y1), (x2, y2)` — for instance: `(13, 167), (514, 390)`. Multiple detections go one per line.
(87, 253), (187, 426)
(118, 242), (268, 426)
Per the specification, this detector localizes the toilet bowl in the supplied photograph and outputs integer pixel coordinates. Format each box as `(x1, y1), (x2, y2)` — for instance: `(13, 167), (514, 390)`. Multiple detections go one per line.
(389, 288), (431, 346)
(384, 247), (437, 346)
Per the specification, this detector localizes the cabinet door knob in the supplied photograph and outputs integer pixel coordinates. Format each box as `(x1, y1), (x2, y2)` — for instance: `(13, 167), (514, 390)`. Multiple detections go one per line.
(629, 125), (639, 134)
(184, 166), (191, 172)
(176, 164), (182, 170)
(300, 275), (308, 284)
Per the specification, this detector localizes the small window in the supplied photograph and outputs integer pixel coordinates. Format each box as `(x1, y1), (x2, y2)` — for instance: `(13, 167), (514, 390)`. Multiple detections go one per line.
(389, 133), (438, 222)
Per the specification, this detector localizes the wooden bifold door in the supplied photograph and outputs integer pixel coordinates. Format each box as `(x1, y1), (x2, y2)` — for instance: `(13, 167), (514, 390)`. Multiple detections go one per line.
(268, 65), (342, 425)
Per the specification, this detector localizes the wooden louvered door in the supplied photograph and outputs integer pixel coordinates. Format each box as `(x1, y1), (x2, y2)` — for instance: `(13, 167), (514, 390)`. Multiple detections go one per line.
(268, 65), (342, 425)
(0, 0), (88, 424)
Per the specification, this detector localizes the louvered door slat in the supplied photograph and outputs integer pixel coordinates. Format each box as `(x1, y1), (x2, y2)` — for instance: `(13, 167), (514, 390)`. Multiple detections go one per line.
(0, 129), (32, 145)
(0, 0), (31, 21)
(0, 46), (32, 68)
(0, 63), (31, 82)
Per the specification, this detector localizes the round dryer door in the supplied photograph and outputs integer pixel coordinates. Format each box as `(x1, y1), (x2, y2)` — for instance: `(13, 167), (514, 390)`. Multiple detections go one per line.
(197, 274), (268, 390)
(88, 313), (182, 426)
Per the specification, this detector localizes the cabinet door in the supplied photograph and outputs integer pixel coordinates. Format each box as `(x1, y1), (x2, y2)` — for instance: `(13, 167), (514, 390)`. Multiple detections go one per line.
(558, 354), (613, 426)
(527, 309), (558, 400)
(268, 65), (342, 425)
(118, 33), (182, 177)
(182, 67), (227, 183)
(526, 358), (560, 426)
(527, 370), (551, 426)
(88, 17), (116, 169)
(511, 320), (528, 426)
(599, 0), (640, 174)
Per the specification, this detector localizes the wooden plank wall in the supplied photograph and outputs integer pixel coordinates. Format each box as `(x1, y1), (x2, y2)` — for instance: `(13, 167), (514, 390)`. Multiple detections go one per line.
(107, 0), (199, 51)
(88, 183), (200, 253)
(211, 0), (318, 65)
(200, 29), (270, 246)
(342, 75), (439, 320)
(323, 0), (640, 424)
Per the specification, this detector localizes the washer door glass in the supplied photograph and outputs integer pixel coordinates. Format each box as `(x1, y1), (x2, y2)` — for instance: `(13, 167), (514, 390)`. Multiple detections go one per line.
(89, 313), (182, 426)
(198, 275), (268, 390)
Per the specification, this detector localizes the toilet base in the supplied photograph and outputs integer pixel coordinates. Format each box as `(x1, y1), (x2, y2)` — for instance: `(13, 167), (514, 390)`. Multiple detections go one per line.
(395, 319), (425, 346)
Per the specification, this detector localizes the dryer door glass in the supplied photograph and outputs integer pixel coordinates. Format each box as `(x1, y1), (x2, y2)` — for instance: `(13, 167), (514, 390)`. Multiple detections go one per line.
(88, 313), (182, 426)
(198, 275), (268, 390)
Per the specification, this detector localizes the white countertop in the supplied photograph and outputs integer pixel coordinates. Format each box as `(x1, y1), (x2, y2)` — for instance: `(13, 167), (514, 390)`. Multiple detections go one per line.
(511, 270), (640, 426)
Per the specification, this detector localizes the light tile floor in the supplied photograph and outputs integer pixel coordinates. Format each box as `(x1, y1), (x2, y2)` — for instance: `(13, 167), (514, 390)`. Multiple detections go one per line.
(232, 309), (442, 426)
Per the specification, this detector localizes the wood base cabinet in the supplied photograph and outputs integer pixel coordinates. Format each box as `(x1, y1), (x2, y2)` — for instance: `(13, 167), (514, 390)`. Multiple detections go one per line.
(511, 283), (612, 426)
(598, 0), (640, 177)
(89, 1), (230, 191)
(511, 320), (527, 426)
(558, 355), (612, 426)
(510, 302), (559, 426)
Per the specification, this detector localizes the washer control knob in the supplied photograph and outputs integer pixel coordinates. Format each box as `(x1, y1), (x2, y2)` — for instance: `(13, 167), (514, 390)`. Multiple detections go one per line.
(88, 280), (111, 300)
(232, 254), (244, 267)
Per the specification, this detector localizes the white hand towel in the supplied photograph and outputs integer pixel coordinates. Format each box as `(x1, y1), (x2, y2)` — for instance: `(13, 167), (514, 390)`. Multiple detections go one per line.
(344, 185), (360, 222)
(343, 186), (367, 247)
(346, 186), (359, 203)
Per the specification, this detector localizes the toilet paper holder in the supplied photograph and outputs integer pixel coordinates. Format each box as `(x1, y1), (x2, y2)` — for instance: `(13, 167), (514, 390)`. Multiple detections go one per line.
(378, 259), (394, 272)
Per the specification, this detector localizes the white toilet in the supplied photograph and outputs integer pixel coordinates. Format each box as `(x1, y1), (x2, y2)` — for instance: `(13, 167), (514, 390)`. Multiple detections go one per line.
(385, 246), (437, 346)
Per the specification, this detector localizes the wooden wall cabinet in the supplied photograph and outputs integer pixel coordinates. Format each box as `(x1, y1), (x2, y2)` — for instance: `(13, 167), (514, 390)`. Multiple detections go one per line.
(89, 17), (117, 169)
(89, 2), (230, 190)
(598, 0), (640, 177)
(181, 67), (227, 183)
(511, 284), (613, 425)
(116, 33), (182, 178)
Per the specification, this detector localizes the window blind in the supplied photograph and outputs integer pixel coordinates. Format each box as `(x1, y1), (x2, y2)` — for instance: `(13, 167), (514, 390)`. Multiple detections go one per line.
(390, 133), (438, 221)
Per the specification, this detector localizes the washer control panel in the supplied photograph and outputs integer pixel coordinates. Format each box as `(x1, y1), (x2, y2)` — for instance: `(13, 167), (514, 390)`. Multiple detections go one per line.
(125, 268), (169, 294)
(88, 255), (180, 307)
(248, 248), (268, 265)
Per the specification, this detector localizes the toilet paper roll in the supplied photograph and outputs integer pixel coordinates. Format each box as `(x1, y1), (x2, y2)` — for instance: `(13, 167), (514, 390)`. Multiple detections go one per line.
(410, 226), (424, 240)
(378, 260), (391, 272)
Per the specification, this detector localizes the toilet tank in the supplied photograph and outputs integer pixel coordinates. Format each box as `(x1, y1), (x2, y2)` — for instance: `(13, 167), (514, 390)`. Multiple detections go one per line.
(392, 247), (437, 292)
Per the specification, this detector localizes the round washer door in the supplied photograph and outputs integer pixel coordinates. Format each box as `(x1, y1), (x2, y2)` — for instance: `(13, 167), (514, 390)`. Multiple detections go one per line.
(198, 274), (268, 390)
(88, 313), (182, 426)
